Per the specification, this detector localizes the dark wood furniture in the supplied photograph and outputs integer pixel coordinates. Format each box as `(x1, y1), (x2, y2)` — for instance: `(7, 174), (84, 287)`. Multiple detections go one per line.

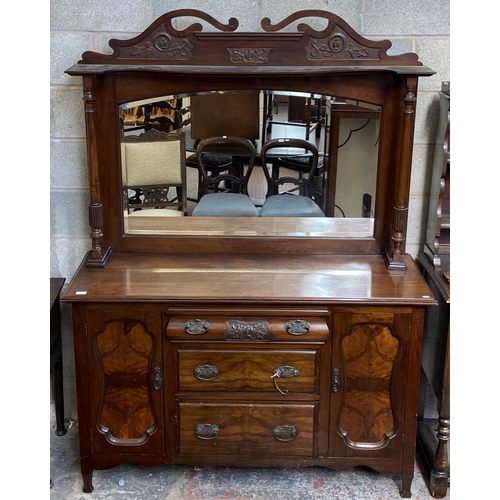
(50, 277), (66, 436)
(423, 82), (450, 269)
(62, 10), (436, 497)
(417, 253), (450, 498)
(417, 82), (450, 498)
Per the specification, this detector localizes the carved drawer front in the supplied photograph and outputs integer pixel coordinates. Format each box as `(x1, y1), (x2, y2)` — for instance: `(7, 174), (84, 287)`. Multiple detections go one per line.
(166, 312), (329, 341)
(177, 348), (318, 394)
(177, 402), (315, 456)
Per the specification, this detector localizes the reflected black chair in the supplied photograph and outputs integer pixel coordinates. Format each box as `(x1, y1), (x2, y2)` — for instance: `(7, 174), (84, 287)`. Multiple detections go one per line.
(260, 138), (325, 217)
(192, 136), (259, 217)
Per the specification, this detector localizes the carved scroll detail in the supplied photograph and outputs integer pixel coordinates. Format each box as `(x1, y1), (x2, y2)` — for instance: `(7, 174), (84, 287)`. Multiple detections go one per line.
(225, 320), (272, 340)
(307, 32), (374, 61)
(261, 9), (419, 66)
(228, 48), (271, 63)
(126, 32), (193, 60)
(80, 10), (239, 63)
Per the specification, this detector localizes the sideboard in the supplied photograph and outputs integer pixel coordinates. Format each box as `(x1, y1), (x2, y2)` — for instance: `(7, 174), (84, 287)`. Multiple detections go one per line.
(62, 9), (436, 497)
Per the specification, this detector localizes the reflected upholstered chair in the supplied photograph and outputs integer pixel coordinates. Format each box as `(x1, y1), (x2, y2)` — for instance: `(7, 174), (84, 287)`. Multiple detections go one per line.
(122, 129), (188, 217)
(192, 136), (259, 217)
(259, 138), (325, 217)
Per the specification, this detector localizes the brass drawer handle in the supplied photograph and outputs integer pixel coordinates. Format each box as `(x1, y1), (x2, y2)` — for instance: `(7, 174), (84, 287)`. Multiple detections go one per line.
(194, 365), (220, 381)
(271, 365), (300, 395)
(273, 425), (299, 442)
(184, 319), (210, 335)
(194, 424), (220, 440)
(285, 320), (311, 335)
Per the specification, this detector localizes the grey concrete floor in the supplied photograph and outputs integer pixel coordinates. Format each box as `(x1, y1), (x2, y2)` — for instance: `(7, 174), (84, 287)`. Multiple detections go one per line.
(50, 418), (449, 500)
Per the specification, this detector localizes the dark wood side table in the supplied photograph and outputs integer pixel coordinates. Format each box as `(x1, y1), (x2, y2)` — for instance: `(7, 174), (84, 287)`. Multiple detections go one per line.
(51, 277), (66, 436)
(417, 254), (450, 498)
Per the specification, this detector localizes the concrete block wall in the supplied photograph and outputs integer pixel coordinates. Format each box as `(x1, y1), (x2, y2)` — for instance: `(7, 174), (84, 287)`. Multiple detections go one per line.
(50, 0), (449, 421)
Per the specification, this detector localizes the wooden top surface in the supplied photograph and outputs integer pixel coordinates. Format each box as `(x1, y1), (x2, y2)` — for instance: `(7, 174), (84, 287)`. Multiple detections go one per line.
(62, 253), (436, 306)
(418, 253), (450, 303)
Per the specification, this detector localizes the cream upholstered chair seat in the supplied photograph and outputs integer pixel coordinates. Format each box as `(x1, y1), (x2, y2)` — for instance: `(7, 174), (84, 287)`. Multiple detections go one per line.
(122, 129), (188, 216)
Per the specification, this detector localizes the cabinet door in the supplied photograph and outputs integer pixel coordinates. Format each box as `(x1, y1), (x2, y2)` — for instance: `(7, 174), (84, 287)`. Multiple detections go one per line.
(85, 308), (164, 455)
(329, 311), (410, 458)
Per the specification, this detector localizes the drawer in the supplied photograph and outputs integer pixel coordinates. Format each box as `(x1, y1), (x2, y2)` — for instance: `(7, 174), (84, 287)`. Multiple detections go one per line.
(166, 308), (330, 342)
(177, 402), (315, 456)
(176, 348), (318, 394)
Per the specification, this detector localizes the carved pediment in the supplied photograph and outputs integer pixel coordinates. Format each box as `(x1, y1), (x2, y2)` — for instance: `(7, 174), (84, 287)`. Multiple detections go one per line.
(77, 9), (422, 68)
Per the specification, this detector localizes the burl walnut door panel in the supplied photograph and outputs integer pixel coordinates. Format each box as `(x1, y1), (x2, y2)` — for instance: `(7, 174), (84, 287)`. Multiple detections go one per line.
(329, 311), (411, 458)
(85, 308), (164, 455)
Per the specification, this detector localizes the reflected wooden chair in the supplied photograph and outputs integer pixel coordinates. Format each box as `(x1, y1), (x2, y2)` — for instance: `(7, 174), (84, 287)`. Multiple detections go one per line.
(192, 136), (259, 217)
(260, 138), (325, 217)
(178, 104), (235, 202)
(186, 150), (233, 202)
(122, 129), (188, 217)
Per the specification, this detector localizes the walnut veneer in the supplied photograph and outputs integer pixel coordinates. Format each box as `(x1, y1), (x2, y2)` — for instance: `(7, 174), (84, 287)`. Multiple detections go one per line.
(62, 10), (436, 498)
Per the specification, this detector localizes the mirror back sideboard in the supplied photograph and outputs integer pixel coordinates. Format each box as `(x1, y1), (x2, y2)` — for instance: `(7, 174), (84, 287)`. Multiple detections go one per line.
(62, 10), (437, 497)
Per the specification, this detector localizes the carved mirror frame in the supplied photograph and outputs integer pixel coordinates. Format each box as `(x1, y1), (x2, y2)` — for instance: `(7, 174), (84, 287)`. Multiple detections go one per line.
(66, 9), (434, 269)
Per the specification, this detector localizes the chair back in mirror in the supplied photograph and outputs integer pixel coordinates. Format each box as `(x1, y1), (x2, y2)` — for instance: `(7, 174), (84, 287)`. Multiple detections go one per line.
(122, 129), (188, 217)
(260, 138), (325, 217)
(192, 136), (259, 217)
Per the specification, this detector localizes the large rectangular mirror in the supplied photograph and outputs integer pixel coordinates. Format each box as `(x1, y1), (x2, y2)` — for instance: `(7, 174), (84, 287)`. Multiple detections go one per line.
(119, 90), (380, 239)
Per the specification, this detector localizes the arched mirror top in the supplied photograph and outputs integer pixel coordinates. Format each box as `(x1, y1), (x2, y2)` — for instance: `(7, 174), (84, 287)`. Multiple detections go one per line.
(66, 9), (434, 268)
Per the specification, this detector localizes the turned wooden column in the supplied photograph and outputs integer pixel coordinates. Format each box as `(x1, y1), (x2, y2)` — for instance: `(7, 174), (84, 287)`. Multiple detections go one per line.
(384, 77), (417, 270)
(82, 76), (111, 267)
(430, 328), (450, 497)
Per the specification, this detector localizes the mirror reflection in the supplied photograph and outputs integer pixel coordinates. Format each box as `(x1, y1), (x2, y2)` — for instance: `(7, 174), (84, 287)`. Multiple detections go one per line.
(119, 90), (380, 237)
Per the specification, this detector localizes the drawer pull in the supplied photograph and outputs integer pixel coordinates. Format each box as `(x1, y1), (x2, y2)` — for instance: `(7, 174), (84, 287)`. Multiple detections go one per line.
(194, 365), (220, 381)
(272, 365), (300, 395)
(184, 319), (210, 335)
(285, 320), (311, 335)
(273, 425), (299, 442)
(194, 424), (220, 440)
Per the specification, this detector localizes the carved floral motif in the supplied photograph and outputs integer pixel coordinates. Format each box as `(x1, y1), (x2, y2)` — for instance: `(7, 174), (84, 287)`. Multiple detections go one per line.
(225, 319), (272, 340)
(307, 33), (373, 60)
(128, 32), (193, 60)
(228, 48), (271, 63)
